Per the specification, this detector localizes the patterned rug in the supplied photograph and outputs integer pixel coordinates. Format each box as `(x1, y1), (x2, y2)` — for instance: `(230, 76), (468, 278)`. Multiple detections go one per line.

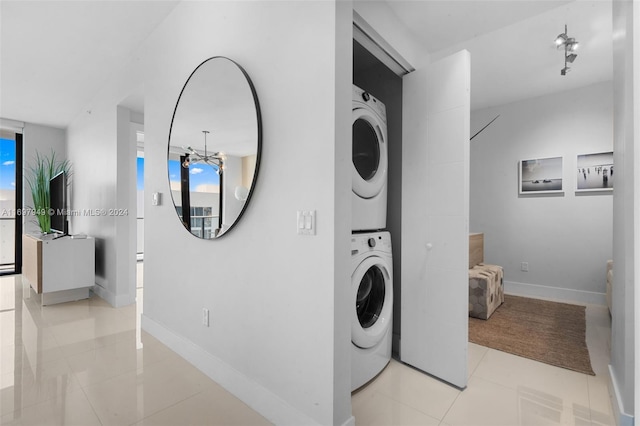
(469, 294), (595, 375)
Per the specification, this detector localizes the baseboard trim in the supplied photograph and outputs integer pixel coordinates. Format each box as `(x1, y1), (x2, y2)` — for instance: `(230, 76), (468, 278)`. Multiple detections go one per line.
(608, 364), (634, 426)
(91, 284), (134, 308)
(141, 314), (323, 426)
(341, 415), (356, 426)
(504, 280), (606, 305)
(92, 284), (115, 306)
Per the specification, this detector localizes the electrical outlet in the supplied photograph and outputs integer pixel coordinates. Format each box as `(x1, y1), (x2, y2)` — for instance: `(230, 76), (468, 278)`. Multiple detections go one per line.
(521, 262), (529, 272)
(202, 308), (209, 327)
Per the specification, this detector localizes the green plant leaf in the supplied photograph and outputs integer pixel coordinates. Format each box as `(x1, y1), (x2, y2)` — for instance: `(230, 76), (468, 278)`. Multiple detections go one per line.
(25, 150), (72, 234)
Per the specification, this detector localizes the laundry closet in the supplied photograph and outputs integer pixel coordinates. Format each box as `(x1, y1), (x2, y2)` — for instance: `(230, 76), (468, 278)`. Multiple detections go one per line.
(353, 39), (404, 356)
(351, 12), (471, 390)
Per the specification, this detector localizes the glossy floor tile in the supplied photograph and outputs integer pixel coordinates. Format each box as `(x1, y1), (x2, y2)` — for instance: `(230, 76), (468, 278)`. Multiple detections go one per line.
(353, 304), (615, 426)
(1, 275), (615, 425)
(0, 275), (270, 425)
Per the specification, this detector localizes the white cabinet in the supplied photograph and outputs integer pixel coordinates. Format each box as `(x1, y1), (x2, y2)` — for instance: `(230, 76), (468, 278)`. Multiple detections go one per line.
(23, 234), (95, 305)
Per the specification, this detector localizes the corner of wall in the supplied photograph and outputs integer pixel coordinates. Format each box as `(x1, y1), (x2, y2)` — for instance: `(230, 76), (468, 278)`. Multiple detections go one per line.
(352, 0), (427, 69)
(608, 364), (635, 426)
(91, 283), (115, 306)
(341, 416), (356, 426)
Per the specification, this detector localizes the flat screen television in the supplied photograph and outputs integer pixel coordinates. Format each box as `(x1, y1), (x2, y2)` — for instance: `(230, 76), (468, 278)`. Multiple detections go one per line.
(49, 171), (68, 235)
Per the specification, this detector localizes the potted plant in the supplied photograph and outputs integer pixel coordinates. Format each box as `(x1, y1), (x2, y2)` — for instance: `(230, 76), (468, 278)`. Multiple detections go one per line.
(25, 151), (71, 234)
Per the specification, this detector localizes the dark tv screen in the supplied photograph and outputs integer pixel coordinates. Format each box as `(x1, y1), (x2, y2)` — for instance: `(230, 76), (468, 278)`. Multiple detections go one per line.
(49, 171), (68, 235)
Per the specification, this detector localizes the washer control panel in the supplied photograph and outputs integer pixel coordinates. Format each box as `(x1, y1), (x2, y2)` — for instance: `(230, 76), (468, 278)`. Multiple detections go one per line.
(351, 231), (392, 256)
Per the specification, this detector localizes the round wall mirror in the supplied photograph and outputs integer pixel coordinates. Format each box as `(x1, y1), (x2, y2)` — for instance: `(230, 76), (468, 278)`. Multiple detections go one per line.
(167, 57), (261, 239)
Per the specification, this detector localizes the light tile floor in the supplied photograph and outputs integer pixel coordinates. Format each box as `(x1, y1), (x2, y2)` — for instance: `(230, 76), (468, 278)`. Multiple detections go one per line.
(1, 274), (615, 425)
(352, 302), (615, 426)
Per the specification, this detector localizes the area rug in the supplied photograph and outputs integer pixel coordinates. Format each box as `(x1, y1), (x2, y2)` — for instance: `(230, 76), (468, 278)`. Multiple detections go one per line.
(469, 295), (595, 375)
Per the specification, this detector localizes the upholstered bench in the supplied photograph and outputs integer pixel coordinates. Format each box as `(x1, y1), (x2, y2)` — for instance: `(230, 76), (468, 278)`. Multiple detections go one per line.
(469, 263), (504, 320)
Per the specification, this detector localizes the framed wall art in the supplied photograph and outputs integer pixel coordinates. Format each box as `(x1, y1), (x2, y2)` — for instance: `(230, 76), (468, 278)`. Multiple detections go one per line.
(519, 156), (563, 195)
(576, 151), (613, 192)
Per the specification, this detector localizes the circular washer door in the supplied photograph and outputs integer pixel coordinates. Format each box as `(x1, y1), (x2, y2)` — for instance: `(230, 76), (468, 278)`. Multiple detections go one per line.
(351, 255), (393, 349)
(352, 107), (388, 199)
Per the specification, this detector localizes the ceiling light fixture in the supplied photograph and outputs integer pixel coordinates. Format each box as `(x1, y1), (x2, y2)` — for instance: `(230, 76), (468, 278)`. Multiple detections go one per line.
(182, 130), (224, 174)
(554, 33), (568, 46)
(556, 25), (579, 76)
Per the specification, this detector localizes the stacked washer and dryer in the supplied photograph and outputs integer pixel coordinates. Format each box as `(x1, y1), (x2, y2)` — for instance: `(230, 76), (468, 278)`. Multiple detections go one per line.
(350, 85), (393, 391)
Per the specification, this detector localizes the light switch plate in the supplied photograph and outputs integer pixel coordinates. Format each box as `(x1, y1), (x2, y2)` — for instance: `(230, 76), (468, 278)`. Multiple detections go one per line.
(297, 210), (316, 235)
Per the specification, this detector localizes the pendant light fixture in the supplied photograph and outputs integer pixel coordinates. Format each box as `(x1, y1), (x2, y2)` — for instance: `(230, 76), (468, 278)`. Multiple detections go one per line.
(182, 130), (224, 174)
(555, 25), (579, 75)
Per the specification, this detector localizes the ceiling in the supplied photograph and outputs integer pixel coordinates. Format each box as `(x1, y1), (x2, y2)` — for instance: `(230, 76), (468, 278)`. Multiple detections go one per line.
(385, 0), (613, 110)
(0, 1), (612, 129)
(387, 0), (575, 53)
(0, 1), (180, 129)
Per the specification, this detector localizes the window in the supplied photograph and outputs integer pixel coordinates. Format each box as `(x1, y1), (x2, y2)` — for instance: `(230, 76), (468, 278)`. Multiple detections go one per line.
(0, 131), (23, 275)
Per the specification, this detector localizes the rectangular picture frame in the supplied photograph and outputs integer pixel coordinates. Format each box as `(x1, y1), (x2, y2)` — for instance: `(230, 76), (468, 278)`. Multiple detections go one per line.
(519, 156), (563, 195)
(576, 151), (613, 192)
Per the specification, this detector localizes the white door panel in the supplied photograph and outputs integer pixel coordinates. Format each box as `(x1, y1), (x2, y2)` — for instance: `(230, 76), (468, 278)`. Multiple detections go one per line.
(425, 54), (470, 113)
(427, 162), (466, 216)
(400, 50), (470, 388)
(426, 216), (467, 271)
(428, 107), (467, 164)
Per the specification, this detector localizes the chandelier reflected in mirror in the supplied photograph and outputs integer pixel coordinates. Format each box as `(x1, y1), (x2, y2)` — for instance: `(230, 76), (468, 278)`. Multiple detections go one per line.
(182, 130), (224, 174)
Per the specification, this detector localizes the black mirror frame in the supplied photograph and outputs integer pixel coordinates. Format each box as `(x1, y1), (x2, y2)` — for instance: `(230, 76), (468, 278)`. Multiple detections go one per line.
(166, 56), (262, 239)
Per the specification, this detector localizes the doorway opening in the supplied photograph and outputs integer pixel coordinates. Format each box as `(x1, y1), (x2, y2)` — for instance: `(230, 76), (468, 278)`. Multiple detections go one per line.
(134, 127), (144, 290)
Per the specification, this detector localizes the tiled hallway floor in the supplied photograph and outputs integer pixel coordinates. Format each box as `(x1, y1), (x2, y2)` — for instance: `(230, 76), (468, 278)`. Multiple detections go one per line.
(1, 275), (614, 425)
(353, 298), (614, 426)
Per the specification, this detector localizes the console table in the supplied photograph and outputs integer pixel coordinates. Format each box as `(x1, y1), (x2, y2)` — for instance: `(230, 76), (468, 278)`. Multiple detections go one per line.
(22, 234), (95, 305)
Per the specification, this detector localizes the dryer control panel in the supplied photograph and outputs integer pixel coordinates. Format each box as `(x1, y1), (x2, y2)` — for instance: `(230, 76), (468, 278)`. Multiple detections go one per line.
(352, 85), (387, 122)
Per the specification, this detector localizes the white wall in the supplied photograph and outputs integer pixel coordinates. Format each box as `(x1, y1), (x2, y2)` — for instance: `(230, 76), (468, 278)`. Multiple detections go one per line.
(140, 3), (351, 424)
(66, 94), (138, 307)
(22, 123), (66, 235)
(470, 82), (613, 304)
(221, 155), (242, 230)
(114, 106), (136, 307)
(610, 0), (637, 424)
(242, 155), (256, 188)
(67, 101), (117, 301)
(353, 0), (428, 70)
(333, 1), (354, 423)
(66, 1), (353, 425)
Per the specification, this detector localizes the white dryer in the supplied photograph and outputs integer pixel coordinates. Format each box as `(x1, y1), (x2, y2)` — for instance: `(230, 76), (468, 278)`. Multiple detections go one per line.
(352, 85), (388, 232)
(351, 231), (393, 391)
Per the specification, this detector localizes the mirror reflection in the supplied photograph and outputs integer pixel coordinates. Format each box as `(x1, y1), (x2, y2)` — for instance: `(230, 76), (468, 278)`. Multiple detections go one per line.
(168, 57), (261, 238)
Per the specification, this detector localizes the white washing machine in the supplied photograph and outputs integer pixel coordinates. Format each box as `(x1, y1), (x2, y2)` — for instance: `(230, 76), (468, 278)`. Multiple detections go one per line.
(351, 231), (393, 391)
(352, 85), (388, 232)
